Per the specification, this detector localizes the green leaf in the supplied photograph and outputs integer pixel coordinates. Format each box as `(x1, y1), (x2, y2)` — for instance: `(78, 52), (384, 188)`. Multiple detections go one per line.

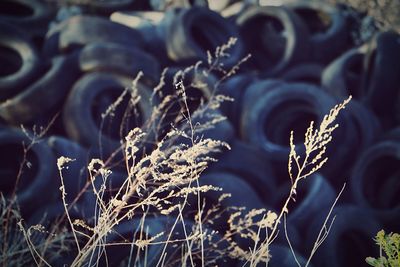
(366, 257), (379, 266)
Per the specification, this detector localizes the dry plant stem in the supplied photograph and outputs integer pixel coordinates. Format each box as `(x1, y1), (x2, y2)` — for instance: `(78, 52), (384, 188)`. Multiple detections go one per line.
(248, 96), (352, 266)
(59, 40), (258, 266)
(268, 96), (352, 246)
(17, 222), (52, 267)
(284, 214), (301, 267)
(283, 183), (347, 267)
(59, 167), (81, 254)
(155, 168), (198, 267)
(178, 204), (196, 267)
(305, 183), (346, 267)
(180, 80), (205, 267)
(2, 115), (58, 267)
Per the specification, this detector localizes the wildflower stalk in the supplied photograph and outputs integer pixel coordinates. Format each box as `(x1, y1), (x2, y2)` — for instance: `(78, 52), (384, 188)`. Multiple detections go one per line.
(249, 96), (352, 266)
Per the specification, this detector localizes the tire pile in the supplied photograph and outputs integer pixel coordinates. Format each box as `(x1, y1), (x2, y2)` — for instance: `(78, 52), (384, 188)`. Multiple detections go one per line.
(1, 0), (400, 266)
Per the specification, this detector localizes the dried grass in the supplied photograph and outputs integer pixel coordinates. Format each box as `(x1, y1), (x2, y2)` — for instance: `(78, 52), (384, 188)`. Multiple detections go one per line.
(2, 39), (352, 267)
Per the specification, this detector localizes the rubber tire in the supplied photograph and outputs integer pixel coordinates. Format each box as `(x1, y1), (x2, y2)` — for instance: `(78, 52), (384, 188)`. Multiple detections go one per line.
(47, 136), (89, 202)
(236, 5), (310, 76)
(78, 0), (136, 16)
(268, 244), (311, 267)
(209, 0), (239, 12)
(0, 0), (56, 39)
(199, 171), (265, 209)
(363, 31), (400, 128)
(218, 72), (259, 130)
(190, 108), (235, 144)
(241, 82), (355, 182)
(306, 205), (382, 267)
(279, 63), (323, 86)
(192, 171), (266, 250)
(164, 7), (244, 68)
(44, 15), (144, 58)
(0, 21), (43, 100)
(110, 11), (171, 66)
(350, 141), (400, 226)
(150, 0), (208, 11)
(285, 174), (335, 232)
(63, 72), (154, 156)
(343, 99), (381, 162)
(380, 127), (400, 143)
(171, 107), (235, 151)
(0, 52), (81, 124)
(208, 139), (277, 205)
(321, 45), (368, 100)
(79, 42), (161, 83)
(240, 82), (334, 161)
(286, 0), (351, 64)
(0, 127), (57, 217)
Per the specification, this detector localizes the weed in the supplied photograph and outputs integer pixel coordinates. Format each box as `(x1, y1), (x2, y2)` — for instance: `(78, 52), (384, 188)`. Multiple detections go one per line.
(4, 39), (352, 266)
(366, 230), (400, 267)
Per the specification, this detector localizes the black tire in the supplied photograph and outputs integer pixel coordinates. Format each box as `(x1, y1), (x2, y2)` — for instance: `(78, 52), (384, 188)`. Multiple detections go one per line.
(236, 5), (310, 75)
(79, 0), (136, 15)
(321, 45), (368, 100)
(0, 127), (57, 217)
(240, 83), (334, 161)
(286, 1), (351, 64)
(150, 0), (208, 11)
(46, 136), (89, 202)
(305, 205), (382, 267)
(192, 171), (266, 223)
(268, 244), (311, 267)
(240, 79), (284, 111)
(151, 66), (219, 139)
(363, 31), (400, 128)
(164, 7), (244, 68)
(199, 171), (265, 209)
(110, 11), (171, 66)
(63, 72), (154, 156)
(241, 82), (355, 182)
(79, 42), (161, 83)
(0, 52), (81, 124)
(0, 21), (43, 100)
(284, 174), (335, 232)
(209, 0), (239, 12)
(350, 141), (400, 227)
(208, 140), (277, 205)
(218, 72), (259, 130)
(220, 2), (251, 22)
(0, 0), (56, 39)
(380, 127), (400, 143)
(44, 15), (144, 58)
(191, 108), (235, 144)
(343, 99), (381, 165)
(172, 106), (235, 149)
(279, 63), (323, 86)
(193, 171), (266, 251)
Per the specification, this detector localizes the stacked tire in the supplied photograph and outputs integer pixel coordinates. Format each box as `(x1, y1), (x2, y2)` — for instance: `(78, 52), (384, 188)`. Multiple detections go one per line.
(0, 0), (399, 266)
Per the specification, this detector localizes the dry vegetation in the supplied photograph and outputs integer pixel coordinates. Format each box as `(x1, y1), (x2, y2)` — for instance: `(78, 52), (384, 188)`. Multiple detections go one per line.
(1, 40), (352, 267)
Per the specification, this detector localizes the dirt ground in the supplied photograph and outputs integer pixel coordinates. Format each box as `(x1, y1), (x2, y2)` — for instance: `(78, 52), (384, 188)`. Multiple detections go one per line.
(328, 0), (400, 32)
